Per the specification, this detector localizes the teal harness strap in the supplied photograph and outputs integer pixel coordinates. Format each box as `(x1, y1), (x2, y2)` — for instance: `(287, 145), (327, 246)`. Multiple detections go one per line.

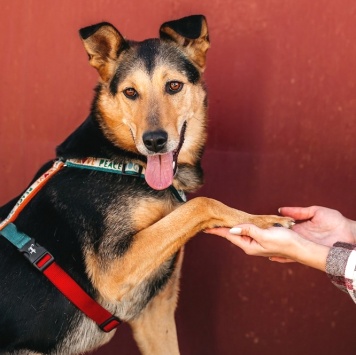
(169, 186), (186, 202)
(65, 159), (145, 178)
(0, 223), (54, 272)
(0, 223), (31, 249)
(64, 158), (187, 203)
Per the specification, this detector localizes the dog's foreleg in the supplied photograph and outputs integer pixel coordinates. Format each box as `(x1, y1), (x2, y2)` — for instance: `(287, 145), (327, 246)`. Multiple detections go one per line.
(129, 249), (184, 355)
(93, 197), (293, 301)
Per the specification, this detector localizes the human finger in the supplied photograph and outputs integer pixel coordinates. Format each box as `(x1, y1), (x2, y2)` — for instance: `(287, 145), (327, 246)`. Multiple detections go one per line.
(278, 206), (319, 221)
(269, 256), (296, 263)
(204, 227), (230, 237)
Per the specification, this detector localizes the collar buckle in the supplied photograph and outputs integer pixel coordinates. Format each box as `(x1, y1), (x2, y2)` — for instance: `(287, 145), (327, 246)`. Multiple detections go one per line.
(19, 238), (54, 272)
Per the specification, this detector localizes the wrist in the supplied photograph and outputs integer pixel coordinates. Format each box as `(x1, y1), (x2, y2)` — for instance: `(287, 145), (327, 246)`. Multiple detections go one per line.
(292, 237), (330, 272)
(348, 219), (356, 244)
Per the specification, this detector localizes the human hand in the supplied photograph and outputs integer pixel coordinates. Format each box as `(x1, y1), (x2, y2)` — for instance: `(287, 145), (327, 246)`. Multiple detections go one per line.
(206, 224), (330, 271)
(279, 206), (356, 247)
(207, 224), (303, 260)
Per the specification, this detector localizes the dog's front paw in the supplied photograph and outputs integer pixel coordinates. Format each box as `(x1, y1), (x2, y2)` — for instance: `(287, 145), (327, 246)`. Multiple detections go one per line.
(250, 215), (295, 229)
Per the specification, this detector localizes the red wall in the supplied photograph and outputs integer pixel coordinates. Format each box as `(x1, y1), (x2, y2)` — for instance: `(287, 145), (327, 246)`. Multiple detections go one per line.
(1, 1), (356, 354)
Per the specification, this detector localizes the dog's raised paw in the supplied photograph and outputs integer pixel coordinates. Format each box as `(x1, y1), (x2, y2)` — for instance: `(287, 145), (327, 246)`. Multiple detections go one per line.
(273, 217), (295, 228)
(251, 216), (295, 229)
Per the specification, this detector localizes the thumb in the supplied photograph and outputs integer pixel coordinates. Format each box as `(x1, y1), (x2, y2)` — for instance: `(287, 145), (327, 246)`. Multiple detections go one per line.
(278, 206), (318, 221)
(269, 256), (296, 263)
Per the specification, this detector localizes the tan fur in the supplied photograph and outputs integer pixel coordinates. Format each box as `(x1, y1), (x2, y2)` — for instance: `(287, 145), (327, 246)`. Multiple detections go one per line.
(130, 249), (184, 355)
(81, 25), (124, 81)
(97, 65), (207, 168)
(132, 198), (175, 231)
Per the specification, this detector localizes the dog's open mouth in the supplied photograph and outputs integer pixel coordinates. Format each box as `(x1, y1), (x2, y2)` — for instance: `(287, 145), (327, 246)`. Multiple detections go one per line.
(145, 122), (187, 191)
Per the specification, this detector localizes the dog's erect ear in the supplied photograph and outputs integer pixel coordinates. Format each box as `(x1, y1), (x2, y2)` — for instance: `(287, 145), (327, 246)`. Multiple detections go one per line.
(159, 15), (210, 71)
(79, 22), (128, 81)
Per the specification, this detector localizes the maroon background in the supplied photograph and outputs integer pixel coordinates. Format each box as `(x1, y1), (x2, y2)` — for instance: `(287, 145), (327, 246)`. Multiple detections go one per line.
(1, 1), (356, 354)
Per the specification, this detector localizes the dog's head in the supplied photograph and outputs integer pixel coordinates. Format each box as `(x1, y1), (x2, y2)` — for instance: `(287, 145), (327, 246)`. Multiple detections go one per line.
(79, 15), (210, 190)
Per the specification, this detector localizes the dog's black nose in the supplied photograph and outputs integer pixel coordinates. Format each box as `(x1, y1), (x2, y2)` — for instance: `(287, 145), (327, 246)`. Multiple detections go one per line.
(143, 130), (168, 152)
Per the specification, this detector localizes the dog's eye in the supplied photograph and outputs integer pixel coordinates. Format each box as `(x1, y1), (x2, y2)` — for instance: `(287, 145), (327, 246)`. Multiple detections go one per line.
(123, 88), (138, 100)
(166, 81), (184, 95)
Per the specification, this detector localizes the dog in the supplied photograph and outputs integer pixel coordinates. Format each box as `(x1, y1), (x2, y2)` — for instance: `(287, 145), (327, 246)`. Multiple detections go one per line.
(0, 15), (293, 355)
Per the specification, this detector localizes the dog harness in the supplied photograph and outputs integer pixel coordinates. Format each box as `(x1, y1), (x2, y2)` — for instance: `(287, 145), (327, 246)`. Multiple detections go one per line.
(0, 158), (186, 333)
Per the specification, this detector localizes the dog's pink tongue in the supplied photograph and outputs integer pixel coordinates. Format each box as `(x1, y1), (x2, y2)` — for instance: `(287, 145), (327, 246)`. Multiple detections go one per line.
(145, 152), (174, 190)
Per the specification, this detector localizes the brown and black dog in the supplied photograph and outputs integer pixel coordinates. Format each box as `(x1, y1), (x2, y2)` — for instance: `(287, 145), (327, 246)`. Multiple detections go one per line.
(0, 15), (293, 354)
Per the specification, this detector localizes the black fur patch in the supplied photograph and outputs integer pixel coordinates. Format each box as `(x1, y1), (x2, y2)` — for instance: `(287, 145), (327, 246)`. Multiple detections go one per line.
(109, 44), (136, 95)
(181, 56), (200, 84)
(109, 63), (128, 96)
(137, 39), (160, 73)
(160, 15), (204, 40)
(146, 253), (178, 301)
(79, 22), (114, 40)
